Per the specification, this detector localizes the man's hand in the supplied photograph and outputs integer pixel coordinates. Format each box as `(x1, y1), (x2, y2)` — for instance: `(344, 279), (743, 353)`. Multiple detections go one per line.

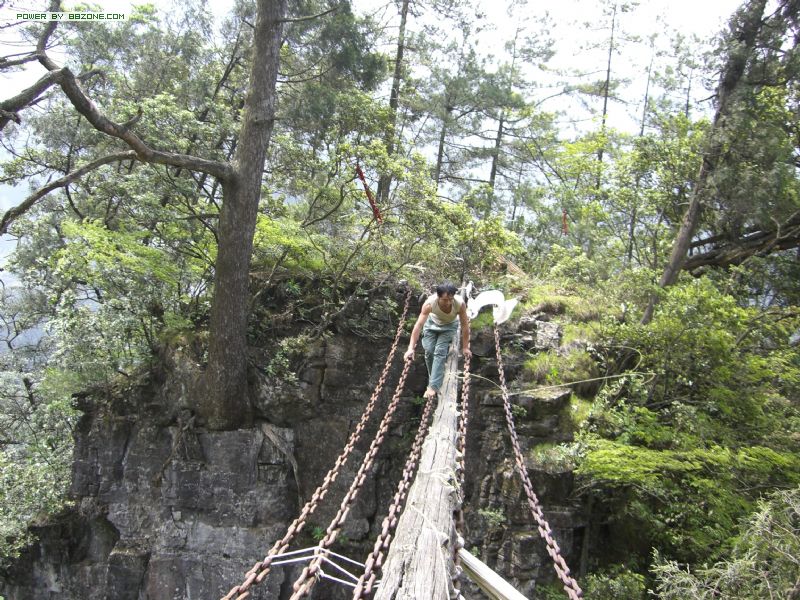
(462, 348), (472, 360)
(403, 348), (415, 361)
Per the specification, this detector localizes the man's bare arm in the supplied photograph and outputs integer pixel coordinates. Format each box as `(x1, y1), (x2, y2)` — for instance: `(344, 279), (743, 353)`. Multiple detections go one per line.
(404, 303), (431, 360)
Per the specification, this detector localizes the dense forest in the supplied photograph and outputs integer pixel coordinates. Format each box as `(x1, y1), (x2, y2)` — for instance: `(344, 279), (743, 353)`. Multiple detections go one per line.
(1, 0), (799, 597)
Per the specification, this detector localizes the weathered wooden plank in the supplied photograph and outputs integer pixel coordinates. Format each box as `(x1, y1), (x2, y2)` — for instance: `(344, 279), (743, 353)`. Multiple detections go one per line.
(374, 339), (461, 600)
(457, 548), (528, 600)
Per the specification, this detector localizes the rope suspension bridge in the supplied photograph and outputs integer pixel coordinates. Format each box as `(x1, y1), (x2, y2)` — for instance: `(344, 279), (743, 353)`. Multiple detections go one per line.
(222, 286), (583, 600)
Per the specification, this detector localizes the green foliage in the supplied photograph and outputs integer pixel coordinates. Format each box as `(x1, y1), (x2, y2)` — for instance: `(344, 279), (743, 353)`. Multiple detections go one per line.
(576, 436), (800, 562)
(528, 274), (798, 585)
(510, 403), (527, 419)
(547, 246), (609, 287)
(584, 566), (647, 600)
(0, 448), (73, 567)
(565, 394), (593, 430)
(253, 215), (325, 274)
(264, 334), (314, 384)
(653, 486), (800, 599)
(1, 0), (799, 591)
(477, 507), (506, 529)
(310, 525), (325, 542)
(529, 441), (584, 474)
(56, 219), (183, 285)
(0, 369), (77, 567)
(609, 277), (800, 444)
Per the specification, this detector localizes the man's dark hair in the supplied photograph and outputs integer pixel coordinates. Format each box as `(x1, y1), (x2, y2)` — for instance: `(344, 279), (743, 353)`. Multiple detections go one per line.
(436, 282), (458, 297)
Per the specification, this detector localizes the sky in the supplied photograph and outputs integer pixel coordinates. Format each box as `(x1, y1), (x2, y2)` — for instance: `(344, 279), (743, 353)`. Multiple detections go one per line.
(0, 0), (746, 261)
(351, 0), (744, 121)
(0, 0), (745, 120)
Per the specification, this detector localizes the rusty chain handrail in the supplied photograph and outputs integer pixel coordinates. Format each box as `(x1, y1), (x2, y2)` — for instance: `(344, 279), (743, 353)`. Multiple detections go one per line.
(452, 350), (471, 596)
(493, 324), (583, 600)
(221, 289), (412, 600)
(288, 343), (417, 599)
(351, 379), (437, 598)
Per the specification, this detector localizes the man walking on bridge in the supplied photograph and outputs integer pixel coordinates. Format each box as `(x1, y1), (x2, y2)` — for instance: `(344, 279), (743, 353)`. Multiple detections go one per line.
(404, 282), (471, 399)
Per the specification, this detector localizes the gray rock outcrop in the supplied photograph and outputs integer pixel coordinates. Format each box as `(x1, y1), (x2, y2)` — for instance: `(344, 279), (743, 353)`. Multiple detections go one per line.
(1, 291), (585, 599)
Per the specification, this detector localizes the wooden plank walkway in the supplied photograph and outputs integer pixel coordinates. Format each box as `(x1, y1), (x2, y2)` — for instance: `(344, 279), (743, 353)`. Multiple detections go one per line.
(374, 339), (462, 600)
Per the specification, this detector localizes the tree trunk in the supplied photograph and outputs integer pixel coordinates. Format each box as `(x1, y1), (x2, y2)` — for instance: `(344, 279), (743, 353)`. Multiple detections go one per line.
(596, 1), (617, 182)
(486, 113), (505, 218)
(23, 0), (286, 429)
(200, 0), (287, 428)
(641, 0), (767, 325)
(434, 112), (449, 186)
(377, 0), (409, 203)
(625, 40), (654, 268)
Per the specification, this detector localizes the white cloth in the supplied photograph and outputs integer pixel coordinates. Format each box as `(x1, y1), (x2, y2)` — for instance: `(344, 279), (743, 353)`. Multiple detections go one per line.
(467, 290), (518, 325)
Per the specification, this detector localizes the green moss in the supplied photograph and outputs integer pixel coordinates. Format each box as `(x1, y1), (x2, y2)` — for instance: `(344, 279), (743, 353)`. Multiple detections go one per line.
(524, 352), (561, 383)
(523, 349), (598, 390)
(529, 295), (569, 315)
(569, 299), (604, 323)
(565, 394), (593, 429)
(529, 441), (581, 473)
(469, 309), (495, 331)
(562, 321), (602, 345)
(524, 283), (615, 323)
(562, 350), (599, 385)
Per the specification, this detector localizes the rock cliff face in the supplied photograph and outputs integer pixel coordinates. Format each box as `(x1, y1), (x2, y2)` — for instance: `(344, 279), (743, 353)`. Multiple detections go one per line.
(0, 289), (584, 599)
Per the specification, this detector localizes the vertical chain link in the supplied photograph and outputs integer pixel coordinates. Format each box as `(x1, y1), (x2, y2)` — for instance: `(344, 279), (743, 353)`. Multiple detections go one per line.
(351, 383), (437, 599)
(494, 324), (583, 600)
(221, 289), (412, 600)
(451, 350), (471, 597)
(288, 337), (417, 599)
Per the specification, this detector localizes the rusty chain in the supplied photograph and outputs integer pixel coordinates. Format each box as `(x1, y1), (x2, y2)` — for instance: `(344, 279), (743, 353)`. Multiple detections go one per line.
(221, 289), (412, 600)
(288, 336), (417, 599)
(451, 350), (471, 597)
(350, 377), (437, 599)
(493, 324), (583, 600)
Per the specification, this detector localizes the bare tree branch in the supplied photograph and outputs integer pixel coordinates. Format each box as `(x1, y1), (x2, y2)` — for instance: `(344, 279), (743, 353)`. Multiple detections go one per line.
(280, 5), (339, 24)
(2, 0), (232, 180)
(0, 70), (62, 130)
(35, 0), (62, 71)
(0, 0), (63, 129)
(0, 53), (40, 69)
(0, 150), (137, 235)
(52, 67), (233, 180)
(684, 213), (800, 272)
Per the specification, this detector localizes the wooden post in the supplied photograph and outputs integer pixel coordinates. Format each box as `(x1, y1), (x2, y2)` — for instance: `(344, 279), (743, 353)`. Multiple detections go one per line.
(374, 339), (461, 600)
